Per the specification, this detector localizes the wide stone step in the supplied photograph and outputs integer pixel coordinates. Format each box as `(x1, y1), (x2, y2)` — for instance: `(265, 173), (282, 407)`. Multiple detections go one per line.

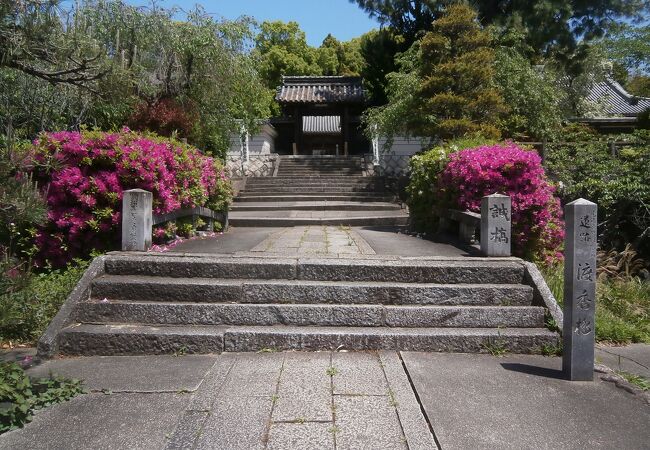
(244, 181), (380, 187)
(75, 301), (546, 328)
(228, 215), (409, 227)
(253, 176), (371, 181)
(103, 255), (526, 284)
(58, 324), (558, 355)
(58, 324), (227, 356)
(240, 187), (378, 193)
(234, 195), (395, 203)
(230, 202), (401, 212)
(223, 326), (559, 353)
(91, 276), (534, 306)
(237, 191), (389, 198)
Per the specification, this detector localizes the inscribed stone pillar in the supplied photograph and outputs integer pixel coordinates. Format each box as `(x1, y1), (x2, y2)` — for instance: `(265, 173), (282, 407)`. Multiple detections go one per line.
(121, 189), (152, 251)
(480, 194), (511, 257)
(562, 199), (597, 381)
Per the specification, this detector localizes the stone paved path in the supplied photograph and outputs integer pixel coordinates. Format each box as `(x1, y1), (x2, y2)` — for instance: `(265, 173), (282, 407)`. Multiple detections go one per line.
(2, 352), (435, 450)
(250, 225), (375, 256)
(2, 352), (648, 449)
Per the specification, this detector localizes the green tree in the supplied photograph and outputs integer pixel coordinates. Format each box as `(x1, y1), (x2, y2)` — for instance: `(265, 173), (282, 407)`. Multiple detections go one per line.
(318, 34), (365, 76)
(352, 0), (648, 59)
(359, 28), (404, 104)
(627, 76), (650, 97)
(1, 1), (270, 158)
(493, 30), (562, 140)
(368, 5), (506, 139)
(254, 21), (322, 89)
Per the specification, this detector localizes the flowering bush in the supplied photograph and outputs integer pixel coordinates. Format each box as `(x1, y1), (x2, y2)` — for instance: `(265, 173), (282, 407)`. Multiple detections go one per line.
(407, 136), (498, 231)
(437, 143), (564, 260)
(28, 129), (232, 267)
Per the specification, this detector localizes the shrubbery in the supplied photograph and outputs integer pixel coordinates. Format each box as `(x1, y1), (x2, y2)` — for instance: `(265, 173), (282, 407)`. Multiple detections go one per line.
(544, 127), (650, 261)
(27, 129), (232, 267)
(0, 362), (84, 432)
(408, 141), (564, 261)
(0, 259), (89, 343)
(406, 136), (497, 231)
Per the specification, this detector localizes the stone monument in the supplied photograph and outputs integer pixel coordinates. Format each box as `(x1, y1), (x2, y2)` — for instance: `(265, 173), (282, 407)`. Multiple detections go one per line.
(562, 198), (597, 381)
(481, 194), (511, 257)
(121, 189), (152, 251)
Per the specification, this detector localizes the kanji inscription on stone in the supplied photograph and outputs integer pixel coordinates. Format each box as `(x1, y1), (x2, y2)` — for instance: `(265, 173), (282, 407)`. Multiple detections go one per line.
(563, 198), (597, 381)
(122, 189), (153, 251)
(481, 194), (511, 257)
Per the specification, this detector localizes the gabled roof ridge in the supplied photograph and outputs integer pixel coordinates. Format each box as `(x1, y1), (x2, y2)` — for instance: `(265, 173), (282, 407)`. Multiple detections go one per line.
(281, 75), (363, 85)
(605, 78), (650, 102)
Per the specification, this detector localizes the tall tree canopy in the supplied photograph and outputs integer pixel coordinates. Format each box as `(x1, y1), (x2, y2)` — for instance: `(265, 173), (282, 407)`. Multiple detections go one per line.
(352, 0), (648, 57)
(253, 21), (365, 89)
(367, 4), (506, 140)
(1, 0), (270, 157)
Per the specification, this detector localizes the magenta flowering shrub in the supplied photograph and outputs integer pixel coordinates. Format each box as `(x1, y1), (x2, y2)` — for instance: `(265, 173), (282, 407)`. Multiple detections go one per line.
(29, 129), (232, 267)
(437, 143), (564, 260)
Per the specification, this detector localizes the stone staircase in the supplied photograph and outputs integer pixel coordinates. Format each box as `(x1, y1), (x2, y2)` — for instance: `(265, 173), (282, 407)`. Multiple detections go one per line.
(229, 156), (409, 227)
(55, 254), (559, 356)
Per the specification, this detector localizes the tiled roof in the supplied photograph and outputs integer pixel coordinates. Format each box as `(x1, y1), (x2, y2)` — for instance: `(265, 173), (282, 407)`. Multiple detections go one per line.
(302, 116), (341, 134)
(587, 79), (650, 117)
(276, 76), (365, 104)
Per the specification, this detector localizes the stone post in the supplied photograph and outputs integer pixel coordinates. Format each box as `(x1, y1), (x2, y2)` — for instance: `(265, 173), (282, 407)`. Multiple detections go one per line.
(121, 189), (152, 251)
(562, 199), (597, 381)
(480, 194), (511, 257)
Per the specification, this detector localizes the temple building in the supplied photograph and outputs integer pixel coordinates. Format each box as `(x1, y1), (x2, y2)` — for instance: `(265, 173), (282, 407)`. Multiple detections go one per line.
(228, 76), (372, 160)
(271, 76), (370, 155)
(576, 78), (650, 133)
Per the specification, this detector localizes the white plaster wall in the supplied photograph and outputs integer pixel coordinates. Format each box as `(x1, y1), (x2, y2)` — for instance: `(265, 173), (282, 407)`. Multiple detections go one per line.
(227, 123), (277, 156)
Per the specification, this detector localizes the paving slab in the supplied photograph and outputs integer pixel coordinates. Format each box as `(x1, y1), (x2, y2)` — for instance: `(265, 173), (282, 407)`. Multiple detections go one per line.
(219, 352), (285, 397)
(273, 352), (332, 422)
(27, 355), (218, 392)
(0, 393), (190, 450)
(194, 395), (274, 450)
(267, 422), (335, 449)
(402, 352), (650, 450)
(596, 343), (650, 379)
(332, 351), (389, 396)
(171, 227), (282, 253)
(334, 396), (407, 450)
(355, 227), (475, 257)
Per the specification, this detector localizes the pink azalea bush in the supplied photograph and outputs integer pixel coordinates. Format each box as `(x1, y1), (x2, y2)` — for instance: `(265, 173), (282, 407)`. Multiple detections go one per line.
(29, 128), (232, 267)
(437, 143), (564, 261)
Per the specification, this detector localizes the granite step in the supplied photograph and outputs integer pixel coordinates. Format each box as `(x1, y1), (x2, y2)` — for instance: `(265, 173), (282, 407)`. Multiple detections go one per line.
(228, 215), (409, 227)
(252, 176), (371, 180)
(234, 195), (396, 203)
(91, 276), (535, 306)
(103, 255), (526, 284)
(229, 202), (401, 212)
(57, 323), (558, 355)
(239, 187), (379, 193)
(236, 191), (389, 198)
(74, 301), (546, 328)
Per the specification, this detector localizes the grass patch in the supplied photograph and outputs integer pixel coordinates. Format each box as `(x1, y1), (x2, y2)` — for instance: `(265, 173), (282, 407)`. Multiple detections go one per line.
(616, 371), (649, 391)
(0, 259), (90, 345)
(0, 362), (84, 433)
(326, 366), (339, 377)
(540, 264), (650, 344)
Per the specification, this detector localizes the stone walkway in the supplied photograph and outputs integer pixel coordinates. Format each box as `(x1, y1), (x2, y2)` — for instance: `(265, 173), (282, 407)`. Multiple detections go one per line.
(250, 225), (375, 256)
(170, 226), (471, 258)
(2, 352), (435, 450)
(2, 351), (648, 449)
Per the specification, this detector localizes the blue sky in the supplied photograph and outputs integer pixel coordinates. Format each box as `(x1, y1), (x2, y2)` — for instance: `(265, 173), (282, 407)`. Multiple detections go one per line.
(97, 0), (380, 46)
